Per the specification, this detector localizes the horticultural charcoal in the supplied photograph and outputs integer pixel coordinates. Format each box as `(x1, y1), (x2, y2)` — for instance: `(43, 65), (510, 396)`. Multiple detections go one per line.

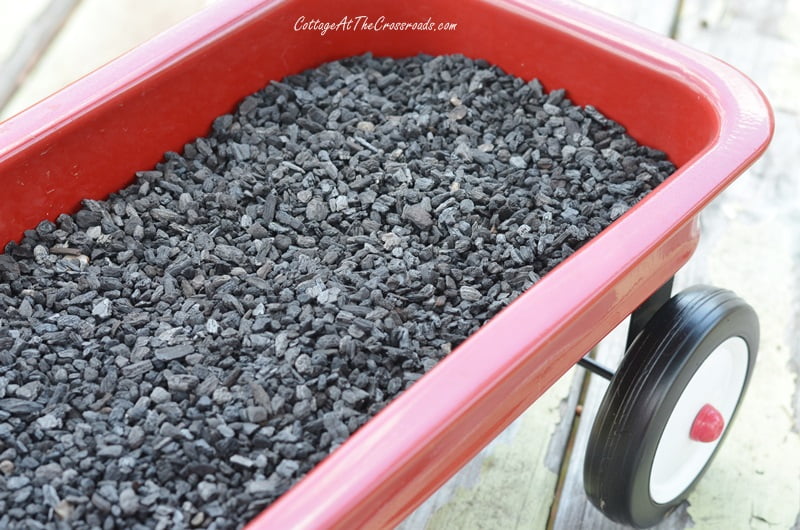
(0, 54), (674, 529)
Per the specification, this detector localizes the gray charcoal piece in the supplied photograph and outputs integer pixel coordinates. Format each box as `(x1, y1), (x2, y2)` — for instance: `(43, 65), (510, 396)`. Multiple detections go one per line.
(401, 202), (434, 229)
(42, 484), (60, 508)
(165, 374), (198, 392)
(97, 445), (123, 458)
(217, 424), (235, 438)
(13, 486), (33, 504)
(245, 406), (268, 423)
(305, 199), (329, 222)
(341, 388), (369, 405)
(206, 317), (220, 334)
(0, 54), (674, 528)
(150, 387), (171, 404)
(34, 463), (61, 481)
(275, 460), (299, 478)
(92, 298), (112, 318)
(150, 207), (181, 223)
(247, 477), (278, 497)
(275, 211), (303, 230)
(230, 455), (255, 468)
(0, 399), (43, 415)
(509, 155), (527, 169)
(118, 488), (140, 515)
(198, 481), (217, 501)
(263, 194), (278, 223)
(215, 244), (246, 263)
(128, 426), (145, 449)
(197, 375), (219, 396)
(459, 285), (482, 301)
(250, 383), (271, 409)
(91, 492), (112, 513)
(7, 476), (30, 490)
(122, 360), (153, 379)
(18, 299), (33, 317)
(154, 344), (193, 361)
(15, 381), (41, 400)
(36, 414), (62, 430)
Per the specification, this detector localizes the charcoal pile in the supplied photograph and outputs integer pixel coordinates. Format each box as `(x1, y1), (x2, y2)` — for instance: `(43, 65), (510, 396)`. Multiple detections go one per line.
(0, 54), (674, 529)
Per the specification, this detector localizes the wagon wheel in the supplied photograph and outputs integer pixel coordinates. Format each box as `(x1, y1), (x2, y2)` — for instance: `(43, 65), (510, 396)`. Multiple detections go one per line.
(583, 286), (759, 528)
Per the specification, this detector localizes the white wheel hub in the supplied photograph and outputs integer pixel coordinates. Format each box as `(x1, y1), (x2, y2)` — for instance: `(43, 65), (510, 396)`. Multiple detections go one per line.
(649, 337), (748, 504)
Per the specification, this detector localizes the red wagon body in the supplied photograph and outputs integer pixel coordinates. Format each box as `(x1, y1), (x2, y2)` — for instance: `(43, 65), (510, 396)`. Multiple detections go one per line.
(0, 0), (772, 527)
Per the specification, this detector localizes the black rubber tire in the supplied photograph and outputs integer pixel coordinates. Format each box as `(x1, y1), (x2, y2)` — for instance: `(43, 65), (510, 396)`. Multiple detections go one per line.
(583, 286), (759, 528)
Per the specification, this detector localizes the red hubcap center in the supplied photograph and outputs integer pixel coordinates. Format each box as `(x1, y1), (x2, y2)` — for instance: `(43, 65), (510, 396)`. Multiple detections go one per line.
(690, 404), (725, 443)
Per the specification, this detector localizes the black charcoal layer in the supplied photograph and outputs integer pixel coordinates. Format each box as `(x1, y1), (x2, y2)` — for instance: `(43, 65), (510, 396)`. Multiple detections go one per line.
(0, 54), (674, 529)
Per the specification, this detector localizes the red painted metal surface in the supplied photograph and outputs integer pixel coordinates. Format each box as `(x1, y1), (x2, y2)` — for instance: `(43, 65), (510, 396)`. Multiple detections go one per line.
(0, 0), (772, 528)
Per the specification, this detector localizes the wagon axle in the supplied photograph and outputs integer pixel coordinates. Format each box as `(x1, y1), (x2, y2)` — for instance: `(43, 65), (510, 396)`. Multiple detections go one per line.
(577, 356), (615, 380)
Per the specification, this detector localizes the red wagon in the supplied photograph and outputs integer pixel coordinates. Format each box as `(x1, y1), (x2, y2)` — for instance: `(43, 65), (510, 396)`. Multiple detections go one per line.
(0, 0), (772, 527)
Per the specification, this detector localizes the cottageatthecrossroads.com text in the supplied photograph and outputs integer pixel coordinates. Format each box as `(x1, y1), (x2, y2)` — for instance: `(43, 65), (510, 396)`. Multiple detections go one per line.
(294, 16), (458, 36)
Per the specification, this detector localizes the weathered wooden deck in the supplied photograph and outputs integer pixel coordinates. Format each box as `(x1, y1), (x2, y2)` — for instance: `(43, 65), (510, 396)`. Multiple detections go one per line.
(1, 1), (797, 528)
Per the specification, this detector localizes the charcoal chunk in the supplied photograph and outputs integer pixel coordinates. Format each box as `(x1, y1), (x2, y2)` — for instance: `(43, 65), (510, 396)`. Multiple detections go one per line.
(0, 399), (43, 416)
(402, 203), (434, 229)
(154, 345), (193, 361)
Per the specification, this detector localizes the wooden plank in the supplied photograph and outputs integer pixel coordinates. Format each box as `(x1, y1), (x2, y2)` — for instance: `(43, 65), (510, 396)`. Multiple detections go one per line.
(554, 0), (800, 528)
(1, 0), (215, 120)
(0, 0), (79, 110)
(574, 0), (682, 35)
(398, 369), (582, 530)
(0, 0), (51, 64)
